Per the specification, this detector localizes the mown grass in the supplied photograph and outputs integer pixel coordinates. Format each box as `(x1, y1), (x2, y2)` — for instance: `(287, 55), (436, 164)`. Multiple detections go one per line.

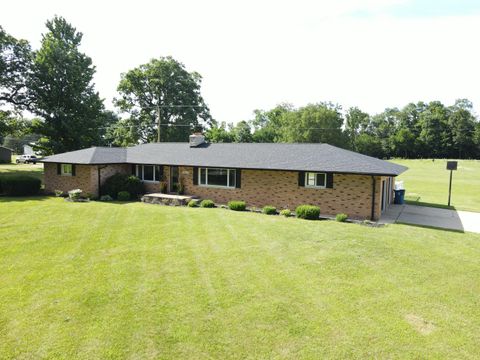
(391, 159), (480, 212)
(1, 197), (480, 358)
(0, 156), (43, 182)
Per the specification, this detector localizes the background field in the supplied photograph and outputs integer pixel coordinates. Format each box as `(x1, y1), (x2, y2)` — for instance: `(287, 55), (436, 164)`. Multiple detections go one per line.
(1, 197), (480, 358)
(391, 159), (480, 212)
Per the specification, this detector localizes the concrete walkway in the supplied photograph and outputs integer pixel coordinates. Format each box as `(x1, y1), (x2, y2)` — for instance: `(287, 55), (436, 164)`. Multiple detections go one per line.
(380, 204), (480, 233)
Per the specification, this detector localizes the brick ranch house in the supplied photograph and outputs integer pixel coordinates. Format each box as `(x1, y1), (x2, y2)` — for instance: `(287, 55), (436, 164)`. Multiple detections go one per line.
(40, 134), (407, 220)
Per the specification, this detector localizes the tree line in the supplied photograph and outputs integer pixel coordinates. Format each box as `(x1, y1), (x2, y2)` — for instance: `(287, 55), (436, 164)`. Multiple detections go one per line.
(207, 100), (480, 159)
(1, 17), (479, 159)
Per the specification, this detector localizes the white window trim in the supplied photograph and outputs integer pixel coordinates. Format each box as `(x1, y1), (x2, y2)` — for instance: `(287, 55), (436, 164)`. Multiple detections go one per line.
(61, 163), (72, 177)
(198, 167), (236, 189)
(136, 164), (160, 183)
(305, 172), (326, 189)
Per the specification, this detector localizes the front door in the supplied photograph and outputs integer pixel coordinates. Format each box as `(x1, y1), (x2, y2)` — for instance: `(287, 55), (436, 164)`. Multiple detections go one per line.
(170, 166), (179, 193)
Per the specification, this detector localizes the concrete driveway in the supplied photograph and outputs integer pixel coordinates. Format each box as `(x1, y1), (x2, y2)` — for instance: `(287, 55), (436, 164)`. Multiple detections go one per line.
(380, 204), (480, 233)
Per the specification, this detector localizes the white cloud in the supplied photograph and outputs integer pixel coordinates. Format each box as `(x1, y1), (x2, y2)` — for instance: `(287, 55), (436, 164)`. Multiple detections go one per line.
(1, 0), (479, 121)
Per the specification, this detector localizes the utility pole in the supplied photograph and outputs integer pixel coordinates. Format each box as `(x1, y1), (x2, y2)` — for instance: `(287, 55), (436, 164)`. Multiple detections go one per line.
(157, 102), (161, 142)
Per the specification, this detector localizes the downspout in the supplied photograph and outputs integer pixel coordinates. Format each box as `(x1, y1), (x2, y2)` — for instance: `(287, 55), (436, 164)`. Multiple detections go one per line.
(371, 176), (376, 221)
(97, 165), (108, 198)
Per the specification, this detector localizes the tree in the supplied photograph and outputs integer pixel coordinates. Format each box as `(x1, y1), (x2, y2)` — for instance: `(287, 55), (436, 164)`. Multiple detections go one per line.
(230, 121), (253, 142)
(345, 107), (370, 150)
(448, 99), (477, 158)
(205, 121), (234, 143)
(418, 101), (450, 158)
(0, 26), (32, 108)
(28, 16), (106, 154)
(277, 103), (347, 146)
(115, 57), (212, 143)
(250, 104), (293, 143)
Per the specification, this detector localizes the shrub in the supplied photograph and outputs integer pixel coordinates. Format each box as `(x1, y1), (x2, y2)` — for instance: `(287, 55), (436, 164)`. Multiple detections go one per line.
(54, 189), (63, 197)
(262, 205), (277, 215)
(101, 173), (144, 199)
(124, 176), (143, 199)
(100, 195), (113, 201)
(336, 213), (348, 222)
(0, 175), (41, 196)
(117, 191), (130, 201)
(68, 189), (82, 201)
(200, 199), (215, 208)
(188, 199), (199, 207)
(228, 200), (246, 211)
(280, 209), (291, 217)
(295, 205), (320, 220)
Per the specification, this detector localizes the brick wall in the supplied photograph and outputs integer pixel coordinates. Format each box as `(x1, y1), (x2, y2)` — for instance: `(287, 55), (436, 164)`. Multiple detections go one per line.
(178, 167), (383, 220)
(44, 163), (130, 196)
(44, 163), (388, 219)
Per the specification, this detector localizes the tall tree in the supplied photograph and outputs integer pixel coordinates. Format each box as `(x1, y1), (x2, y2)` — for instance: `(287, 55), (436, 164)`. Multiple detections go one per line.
(28, 16), (105, 154)
(418, 101), (450, 158)
(345, 107), (370, 150)
(277, 103), (347, 146)
(115, 57), (212, 143)
(0, 27), (32, 108)
(205, 121), (234, 143)
(448, 99), (477, 158)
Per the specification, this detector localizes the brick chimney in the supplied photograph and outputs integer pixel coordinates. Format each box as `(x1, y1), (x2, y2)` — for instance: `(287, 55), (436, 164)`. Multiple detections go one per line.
(189, 133), (205, 147)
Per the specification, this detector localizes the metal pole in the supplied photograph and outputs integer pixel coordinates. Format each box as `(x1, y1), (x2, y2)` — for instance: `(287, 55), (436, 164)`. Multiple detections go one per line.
(448, 170), (453, 206)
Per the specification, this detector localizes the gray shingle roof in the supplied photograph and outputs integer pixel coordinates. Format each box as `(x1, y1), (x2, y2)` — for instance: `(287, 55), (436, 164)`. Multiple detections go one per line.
(41, 143), (407, 176)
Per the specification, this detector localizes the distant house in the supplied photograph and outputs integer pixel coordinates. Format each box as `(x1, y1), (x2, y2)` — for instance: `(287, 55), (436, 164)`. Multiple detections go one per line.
(40, 135), (407, 220)
(0, 146), (12, 163)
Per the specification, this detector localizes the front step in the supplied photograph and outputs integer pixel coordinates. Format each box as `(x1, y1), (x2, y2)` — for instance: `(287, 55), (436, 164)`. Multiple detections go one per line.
(141, 193), (197, 206)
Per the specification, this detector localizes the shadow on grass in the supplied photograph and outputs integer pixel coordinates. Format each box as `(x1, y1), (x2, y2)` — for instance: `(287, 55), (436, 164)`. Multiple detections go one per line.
(0, 195), (50, 202)
(405, 200), (456, 211)
(396, 221), (465, 234)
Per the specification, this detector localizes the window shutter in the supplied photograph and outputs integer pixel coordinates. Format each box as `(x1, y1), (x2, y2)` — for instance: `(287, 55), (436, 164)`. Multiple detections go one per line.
(298, 171), (305, 187)
(326, 173), (333, 188)
(193, 167), (198, 185)
(235, 169), (241, 188)
(132, 164), (136, 175)
(57, 163), (61, 175)
(158, 166), (164, 180)
(71, 164), (76, 176)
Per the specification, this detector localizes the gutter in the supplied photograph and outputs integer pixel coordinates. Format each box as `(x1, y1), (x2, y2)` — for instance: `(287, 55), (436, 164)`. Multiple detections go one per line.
(371, 176), (376, 221)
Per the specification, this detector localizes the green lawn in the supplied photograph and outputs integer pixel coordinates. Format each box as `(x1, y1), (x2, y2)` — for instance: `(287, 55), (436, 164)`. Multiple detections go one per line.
(0, 157), (43, 182)
(1, 197), (480, 358)
(391, 159), (480, 212)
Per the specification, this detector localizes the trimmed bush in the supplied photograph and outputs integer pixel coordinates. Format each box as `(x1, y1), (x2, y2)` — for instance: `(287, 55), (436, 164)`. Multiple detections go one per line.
(228, 201), (246, 211)
(188, 199), (199, 207)
(117, 191), (130, 201)
(336, 213), (348, 222)
(280, 209), (291, 217)
(124, 176), (143, 199)
(54, 189), (64, 197)
(295, 205), (320, 220)
(200, 199), (215, 208)
(101, 173), (144, 199)
(68, 189), (82, 201)
(262, 205), (277, 215)
(0, 175), (41, 196)
(100, 195), (113, 201)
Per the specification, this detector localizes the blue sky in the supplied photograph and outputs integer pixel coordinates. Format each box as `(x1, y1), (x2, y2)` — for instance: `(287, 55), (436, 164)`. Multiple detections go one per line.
(1, 0), (479, 121)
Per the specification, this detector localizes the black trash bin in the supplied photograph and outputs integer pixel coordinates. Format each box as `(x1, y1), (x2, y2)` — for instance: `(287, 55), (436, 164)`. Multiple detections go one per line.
(394, 189), (405, 204)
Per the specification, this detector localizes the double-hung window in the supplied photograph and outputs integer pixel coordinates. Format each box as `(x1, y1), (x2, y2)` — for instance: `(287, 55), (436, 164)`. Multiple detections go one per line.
(305, 172), (326, 188)
(61, 164), (73, 176)
(199, 168), (236, 188)
(136, 165), (161, 182)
